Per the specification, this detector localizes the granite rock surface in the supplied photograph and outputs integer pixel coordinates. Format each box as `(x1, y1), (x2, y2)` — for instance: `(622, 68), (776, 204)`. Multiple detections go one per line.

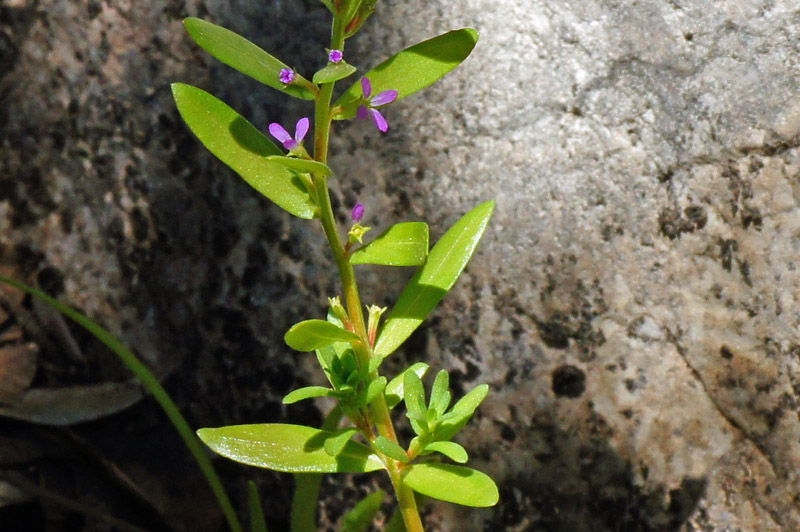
(1, 0), (799, 530)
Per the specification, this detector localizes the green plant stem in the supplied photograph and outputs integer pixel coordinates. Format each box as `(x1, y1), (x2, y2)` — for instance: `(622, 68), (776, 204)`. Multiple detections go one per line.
(309, 12), (427, 532)
(386, 461), (425, 532)
(0, 276), (244, 532)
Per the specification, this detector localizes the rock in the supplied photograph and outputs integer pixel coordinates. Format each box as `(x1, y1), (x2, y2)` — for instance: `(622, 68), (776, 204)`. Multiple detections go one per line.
(1, 0), (799, 530)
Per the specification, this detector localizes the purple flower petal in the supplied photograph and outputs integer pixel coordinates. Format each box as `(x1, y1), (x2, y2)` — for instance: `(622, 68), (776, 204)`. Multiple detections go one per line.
(371, 89), (398, 107)
(351, 203), (365, 223)
(295, 117), (309, 143)
(356, 105), (369, 121)
(269, 123), (298, 150)
(269, 123), (292, 144)
(369, 108), (388, 132)
(361, 77), (372, 99)
(279, 68), (295, 84)
(329, 49), (343, 63)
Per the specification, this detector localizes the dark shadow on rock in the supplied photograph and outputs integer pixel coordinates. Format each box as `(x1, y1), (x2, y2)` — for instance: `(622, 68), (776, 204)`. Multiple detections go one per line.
(484, 414), (707, 532)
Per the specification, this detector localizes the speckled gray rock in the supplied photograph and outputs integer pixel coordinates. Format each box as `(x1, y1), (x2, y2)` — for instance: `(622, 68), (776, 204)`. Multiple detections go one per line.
(2, 0), (799, 530)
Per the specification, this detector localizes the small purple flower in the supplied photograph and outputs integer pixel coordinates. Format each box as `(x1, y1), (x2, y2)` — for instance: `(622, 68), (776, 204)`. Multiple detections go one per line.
(328, 49), (343, 64)
(351, 203), (365, 223)
(269, 117), (309, 151)
(356, 77), (398, 133)
(279, 68), (295, 84)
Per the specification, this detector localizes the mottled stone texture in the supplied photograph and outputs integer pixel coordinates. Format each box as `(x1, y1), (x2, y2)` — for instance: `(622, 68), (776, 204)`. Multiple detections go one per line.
(2, 0), (799, 530)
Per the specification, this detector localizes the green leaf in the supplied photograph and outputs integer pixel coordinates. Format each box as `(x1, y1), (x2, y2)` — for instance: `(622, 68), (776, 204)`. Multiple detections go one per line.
(323, 427), (359, 457)
(403, 463), (498, 507)
(285, 320), (362, 352)
(265, 156), (331, 177)
(315, 311), (354, 380)
(365, 376), (387, 404)
(350, 222), (429, 267)
(283, 386), (333, 405)
(385, 363), (429, 409)
(428, 370), (451, 418)
(247, 481), (268, 532)
(422, 441), (467, 464)
(313, 62), (358, 84)
(434, 384), (489, 442)
(375, 200), (494, 358)
(340, 490), (385, 532)
(333, 29), (479, 120)
(172, 83), (316, 219)
(197, 424), (383, 473)
(318, 0), (335, 14)
(403, 372), (428, 424)
(373, 436), (409, 463)
(183, 18), (316, 100)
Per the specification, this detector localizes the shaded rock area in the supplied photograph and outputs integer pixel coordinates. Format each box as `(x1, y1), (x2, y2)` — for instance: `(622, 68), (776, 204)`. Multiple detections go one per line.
(1, 0), (799, 531)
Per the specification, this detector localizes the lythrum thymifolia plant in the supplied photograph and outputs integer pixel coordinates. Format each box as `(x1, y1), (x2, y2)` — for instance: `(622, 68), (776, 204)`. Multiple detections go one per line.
(1, 1), (497, 531)
(172, 1), (497, 530)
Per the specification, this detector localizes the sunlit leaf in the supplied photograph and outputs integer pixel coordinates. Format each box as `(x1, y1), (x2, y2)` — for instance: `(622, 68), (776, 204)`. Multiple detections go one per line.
(375, 200), (494, 358)
(323, 427), (359, 457)
(183, 18), (316, 100)
(197, 423), (384, 473)
(373, 436), (409, 463)
(365, 376), (387, 404)
(403, 463), (498, 507)
(385, 363), (429, 409)
(350, 222), (429, 267)
(428, 370), (450, 418)
(333, 29), (479, 120)
(340, 490), (385, 532)
(313, 62), (358, 84)
(285, 320), (362, 352)
(282, 386), (333, 405)
(172, 83), (316, 218)
(434, 384), (489, 442)
(403, 372), (427, 424)
(421, 441), (467, 464)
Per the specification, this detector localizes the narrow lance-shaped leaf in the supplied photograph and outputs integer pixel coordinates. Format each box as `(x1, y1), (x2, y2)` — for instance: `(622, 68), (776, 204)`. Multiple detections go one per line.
(340, 490), (385, 532)
(197, 423), (384, 473)
(375, 200), (494, 358)
(0, 276), (244, 532)
(428, 370), (451, 418)
(172, 84), (316, 219)
(350, 222), (429, 267)
(403, 371), (427, 423)
(434, 383), (489, 442)
(403, 463), (498, 507)
(285, 320), (362, 352)
(247, 481), (269, 532)
(183, 18), (316, 100)
(333, 28), (479, 120)
(385, 362), (429, 409)
(282, 386), (333, 405)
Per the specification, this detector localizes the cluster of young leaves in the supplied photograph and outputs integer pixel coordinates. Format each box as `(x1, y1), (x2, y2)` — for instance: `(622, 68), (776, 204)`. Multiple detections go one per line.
(172, 0), (498, 528)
